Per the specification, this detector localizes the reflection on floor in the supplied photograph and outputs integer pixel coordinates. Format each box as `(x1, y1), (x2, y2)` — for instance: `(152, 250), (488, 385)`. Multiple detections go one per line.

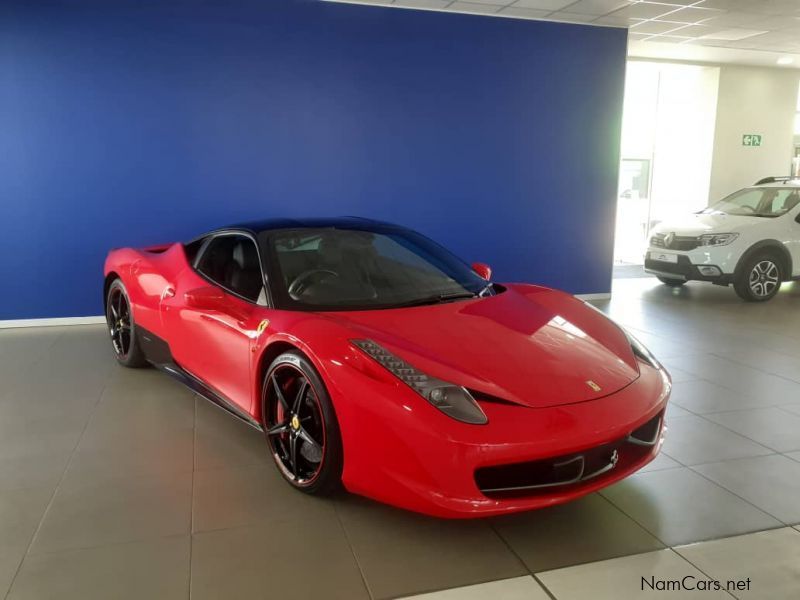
(2, 277), (800, 599)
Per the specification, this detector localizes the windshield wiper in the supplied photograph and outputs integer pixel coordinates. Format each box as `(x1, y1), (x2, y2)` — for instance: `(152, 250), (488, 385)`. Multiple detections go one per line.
(396, 291), (477, 308)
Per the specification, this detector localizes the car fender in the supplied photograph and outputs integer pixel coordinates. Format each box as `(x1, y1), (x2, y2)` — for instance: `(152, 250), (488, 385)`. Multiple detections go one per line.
(734, 239), (792, 281)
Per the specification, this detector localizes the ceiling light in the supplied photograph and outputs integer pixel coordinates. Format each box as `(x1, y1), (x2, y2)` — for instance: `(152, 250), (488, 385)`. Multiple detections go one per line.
(777, 56), (795, 66)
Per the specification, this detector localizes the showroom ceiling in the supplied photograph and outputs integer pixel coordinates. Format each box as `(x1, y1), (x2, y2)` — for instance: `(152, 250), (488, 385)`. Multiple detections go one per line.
(326, 0), (800, 63)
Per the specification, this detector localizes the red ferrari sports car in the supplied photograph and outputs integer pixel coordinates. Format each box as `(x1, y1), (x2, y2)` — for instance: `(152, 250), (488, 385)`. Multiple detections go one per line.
(103, 218), (670, 518)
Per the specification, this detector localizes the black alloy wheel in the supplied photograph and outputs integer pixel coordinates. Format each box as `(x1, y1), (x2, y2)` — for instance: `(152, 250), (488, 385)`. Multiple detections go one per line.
(263, 351), (342, 494)
(105, 280), (147, 367)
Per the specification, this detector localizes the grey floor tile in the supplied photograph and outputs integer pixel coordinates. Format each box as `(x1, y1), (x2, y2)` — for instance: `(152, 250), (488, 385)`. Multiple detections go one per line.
(397, 576), (550, 600)
(669, 379), (767, 414)
(193, 463), (336, 533)
(30, 472), (192, 554)
(704, 408), (800, 453)
(601, 467), (781, 546)
(0, 551), (24, 599)
(778, 403), (800, 417)
(676, 527), (800, 600)
(491, 494), (664, 572)
(537, 549), (730, 599)
(693, 455), (800, 524)
(0, 413), (87, 463)
(665, 366), (700, 383)
(0, 486), (54, 555)
(667, 403), (693, 419)
(191, 520), (368, 600)
(0, 453), (70, 493)
(640, 451), (682, 472)
(663, 415), (773, 466)
(336, 496), (525, 600)
(64, 425), (194, 483)
(194, 399), (270, 471)
(667, 355), (800, 405)
(7, 535), (190, 600)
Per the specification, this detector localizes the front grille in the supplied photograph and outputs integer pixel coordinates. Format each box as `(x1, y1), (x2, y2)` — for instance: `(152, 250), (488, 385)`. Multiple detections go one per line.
(475, 412), (663, 498)
(650, 234), (701, 251)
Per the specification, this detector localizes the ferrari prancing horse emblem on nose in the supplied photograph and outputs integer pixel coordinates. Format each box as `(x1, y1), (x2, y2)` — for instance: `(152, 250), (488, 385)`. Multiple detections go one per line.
(585, 380), (602, 392)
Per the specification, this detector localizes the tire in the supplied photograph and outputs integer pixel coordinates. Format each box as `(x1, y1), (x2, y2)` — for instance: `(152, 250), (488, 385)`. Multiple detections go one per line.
(657, 276), (685, 287)
(733, 252), (783, 302)
(105, 279), (148, 368)
(261, 350), (343, 495)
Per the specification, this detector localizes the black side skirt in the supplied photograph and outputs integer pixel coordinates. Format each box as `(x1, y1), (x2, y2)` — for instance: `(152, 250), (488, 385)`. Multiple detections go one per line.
(138, 326), (263, 431)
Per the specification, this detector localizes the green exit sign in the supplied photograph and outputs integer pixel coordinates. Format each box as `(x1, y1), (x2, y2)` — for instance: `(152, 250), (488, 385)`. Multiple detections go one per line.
(743, 134), (762, 147)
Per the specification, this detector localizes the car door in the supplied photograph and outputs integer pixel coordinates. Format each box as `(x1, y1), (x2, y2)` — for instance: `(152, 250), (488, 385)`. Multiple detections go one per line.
(161, 232), (268, 412)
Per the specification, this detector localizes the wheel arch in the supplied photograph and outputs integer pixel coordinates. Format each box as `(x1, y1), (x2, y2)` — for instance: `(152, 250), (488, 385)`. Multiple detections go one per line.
(103, 271), (121, 311)
(255, 341), (310, 424)
(734, 240), (792, 281)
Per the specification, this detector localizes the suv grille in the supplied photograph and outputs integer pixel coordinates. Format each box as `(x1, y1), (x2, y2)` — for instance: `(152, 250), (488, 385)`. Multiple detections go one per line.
(650, 233), (701, 251)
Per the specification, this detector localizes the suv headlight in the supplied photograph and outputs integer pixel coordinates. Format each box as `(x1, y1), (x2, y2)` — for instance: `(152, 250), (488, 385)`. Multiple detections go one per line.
(351, 339), (488, 425)
(699, 233), (738, 246)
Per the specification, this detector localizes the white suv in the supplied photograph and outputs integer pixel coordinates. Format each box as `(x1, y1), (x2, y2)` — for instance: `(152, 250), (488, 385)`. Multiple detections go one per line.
(645, 177), (800, 301)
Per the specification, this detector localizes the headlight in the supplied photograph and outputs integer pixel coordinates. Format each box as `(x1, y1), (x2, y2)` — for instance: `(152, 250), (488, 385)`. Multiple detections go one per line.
(699, 233), (738, 246)
(351, 339), (488, 425)
(625, 330), (663, 371)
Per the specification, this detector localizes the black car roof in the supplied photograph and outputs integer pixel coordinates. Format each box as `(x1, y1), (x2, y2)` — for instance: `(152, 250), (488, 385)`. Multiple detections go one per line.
(220, 216), (400, 235)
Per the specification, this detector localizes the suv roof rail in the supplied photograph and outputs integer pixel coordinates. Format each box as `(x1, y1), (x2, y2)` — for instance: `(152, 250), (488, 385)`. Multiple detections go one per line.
(755, 176), (797, 185)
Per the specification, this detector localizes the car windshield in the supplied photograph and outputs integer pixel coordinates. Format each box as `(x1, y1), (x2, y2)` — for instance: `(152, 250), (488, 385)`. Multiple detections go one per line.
(701, 187), (800, 218)
(266, 227), (488, 311)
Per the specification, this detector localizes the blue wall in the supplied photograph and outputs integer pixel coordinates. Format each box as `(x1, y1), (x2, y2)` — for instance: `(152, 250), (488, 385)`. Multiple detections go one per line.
(0, 0), (626, 320)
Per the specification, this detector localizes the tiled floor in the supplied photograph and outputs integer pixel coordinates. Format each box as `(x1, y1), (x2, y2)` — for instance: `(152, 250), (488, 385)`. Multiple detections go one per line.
(2, 276), (800, 599)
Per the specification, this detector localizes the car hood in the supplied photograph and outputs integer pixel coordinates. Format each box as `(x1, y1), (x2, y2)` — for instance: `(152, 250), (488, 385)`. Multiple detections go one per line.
(323, 285), (639, 409)
(653, 212), (764, 236)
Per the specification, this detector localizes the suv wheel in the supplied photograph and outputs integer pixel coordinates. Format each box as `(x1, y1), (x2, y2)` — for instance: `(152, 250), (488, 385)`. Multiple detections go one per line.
(734, 253), (782, 302)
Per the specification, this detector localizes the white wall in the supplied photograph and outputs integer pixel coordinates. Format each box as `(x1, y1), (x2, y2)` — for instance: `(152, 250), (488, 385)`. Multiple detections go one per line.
(708, 66), (800, 203)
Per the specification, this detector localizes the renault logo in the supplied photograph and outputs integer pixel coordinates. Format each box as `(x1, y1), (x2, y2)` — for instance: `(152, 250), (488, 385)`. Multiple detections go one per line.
(664, 232), (675, 249)
(586, 380), (602, 392)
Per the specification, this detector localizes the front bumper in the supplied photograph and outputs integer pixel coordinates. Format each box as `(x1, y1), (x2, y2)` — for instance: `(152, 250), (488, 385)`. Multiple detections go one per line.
(644, 255), (733, 285)
(329, 361), (671, 518)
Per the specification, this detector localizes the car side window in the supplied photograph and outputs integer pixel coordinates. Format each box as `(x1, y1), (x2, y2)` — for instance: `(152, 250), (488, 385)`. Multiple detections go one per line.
(195, 235), (265, 304)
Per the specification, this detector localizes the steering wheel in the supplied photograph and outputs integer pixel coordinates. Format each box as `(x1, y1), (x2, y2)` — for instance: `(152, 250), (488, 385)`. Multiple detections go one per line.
(288, 269), (340, 300)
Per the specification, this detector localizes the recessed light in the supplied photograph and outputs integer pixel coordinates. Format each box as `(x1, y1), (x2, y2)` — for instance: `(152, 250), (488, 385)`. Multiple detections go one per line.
(777, 56), (795, 65)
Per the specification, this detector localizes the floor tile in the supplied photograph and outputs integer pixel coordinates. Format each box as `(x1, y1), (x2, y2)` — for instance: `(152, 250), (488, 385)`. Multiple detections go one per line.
(669, 380), (767, 414)
(537, 549), (730, 599)
(0, 551), (24, 599)
(192, 520), (367, 600)
(639, 451), (682, 472)
(693, 455), (800, 524)
(664, 366), (699, 383)
(7, 535), (190, 600)
(491, 494), (663, 572)
(676, 527), (800, 599)
(194, 399), (270, 471)
(192, 463), (336, 533)
(30, 472), (192, 554)
(704, 408), (800, 453)
(63, 425), (194, 483)
(0, 413), (87, 463)
(0, 453), (70, 493)
(336, 497), (526, 600)
(398, 576), (550, 600)
(601, 467), (781, 546)
(0, 486), (54, 555)
(663, 415), (772, 466)
(666, 403), (693, 419)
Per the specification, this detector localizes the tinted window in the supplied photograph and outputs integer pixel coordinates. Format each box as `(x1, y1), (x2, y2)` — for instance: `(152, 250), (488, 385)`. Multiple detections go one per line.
(703, 188), (800, 218)
(267, 227), (487, 311)
(196, 235), (264, 303)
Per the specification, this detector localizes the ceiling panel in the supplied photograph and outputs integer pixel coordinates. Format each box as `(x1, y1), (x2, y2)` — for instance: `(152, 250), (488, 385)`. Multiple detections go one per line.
(322, 0), (800, 65)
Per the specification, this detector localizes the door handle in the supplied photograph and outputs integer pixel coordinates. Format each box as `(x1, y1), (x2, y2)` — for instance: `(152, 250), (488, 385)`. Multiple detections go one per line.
(162, 286), (176, 300)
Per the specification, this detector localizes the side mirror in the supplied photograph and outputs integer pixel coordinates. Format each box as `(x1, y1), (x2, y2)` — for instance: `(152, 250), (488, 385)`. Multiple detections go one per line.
(471, 262), (492, 280)
(184, 286), (226, 310)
